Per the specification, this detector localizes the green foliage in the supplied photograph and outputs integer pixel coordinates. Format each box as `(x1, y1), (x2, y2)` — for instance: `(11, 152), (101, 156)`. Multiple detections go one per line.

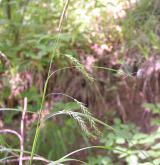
(88, 118), (160, 165)
(0, 0), (109, 67)
(1, 0), (160, 165)
(144, 103), (160, 125)
(122, 0), (160, 59)
(36, 121), (74, 161)
(88, 156), (115, 165)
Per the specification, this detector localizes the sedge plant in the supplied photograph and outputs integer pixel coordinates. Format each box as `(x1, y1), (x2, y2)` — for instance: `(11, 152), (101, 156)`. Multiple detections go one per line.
(0, 0), (157, 165)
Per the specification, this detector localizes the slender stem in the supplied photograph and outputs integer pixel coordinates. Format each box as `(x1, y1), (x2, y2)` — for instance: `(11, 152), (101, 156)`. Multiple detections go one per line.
(0, 146), (51, 162)
(48, 0), (70, 77)
(0, 108), (34, 113)
(19, 97), (27, 165)
(0, 129), (21, 141)
(58, 0), (69, 31)
(56, 146), (128, 163)
(4, 156), (50, 163)
(46, 92), (77, 100)
(29, 0), (70, 164)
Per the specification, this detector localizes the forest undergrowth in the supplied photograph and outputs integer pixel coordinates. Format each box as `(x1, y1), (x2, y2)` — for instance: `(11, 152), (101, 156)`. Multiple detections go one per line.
(0, 0), (160, 165)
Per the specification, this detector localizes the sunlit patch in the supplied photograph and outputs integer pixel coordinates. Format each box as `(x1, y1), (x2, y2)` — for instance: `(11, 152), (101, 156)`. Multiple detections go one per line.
(97, 0), (138, 19)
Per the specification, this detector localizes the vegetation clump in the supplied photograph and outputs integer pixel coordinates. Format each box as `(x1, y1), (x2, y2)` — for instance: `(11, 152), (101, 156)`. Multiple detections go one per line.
(0, 0), (160, 165)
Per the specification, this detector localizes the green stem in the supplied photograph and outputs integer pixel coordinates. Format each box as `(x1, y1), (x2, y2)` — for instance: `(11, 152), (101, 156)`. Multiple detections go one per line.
(29, 0), (70, 164)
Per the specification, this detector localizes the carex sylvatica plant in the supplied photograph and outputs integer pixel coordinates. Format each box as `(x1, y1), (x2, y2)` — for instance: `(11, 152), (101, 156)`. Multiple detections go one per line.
(27, 0), (156, 161)
(0, 0), (157, 165)
(29, 0), (100, 164)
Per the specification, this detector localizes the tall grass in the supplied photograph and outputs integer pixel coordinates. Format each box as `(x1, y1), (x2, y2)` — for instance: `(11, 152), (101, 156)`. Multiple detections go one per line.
(29, 0), (71, 164)
(29, 0), (97, 164)
(0, 0), (157, 165)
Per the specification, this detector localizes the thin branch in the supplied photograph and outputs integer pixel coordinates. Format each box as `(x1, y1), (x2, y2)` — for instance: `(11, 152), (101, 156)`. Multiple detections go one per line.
(0, 108), (34, 114)
(116, 94), (127, 123)
(58, 0), (70, 31)
(19, 97), (27, 165)
(0, 129), (21, 141)
(2, 156), (50, 163)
